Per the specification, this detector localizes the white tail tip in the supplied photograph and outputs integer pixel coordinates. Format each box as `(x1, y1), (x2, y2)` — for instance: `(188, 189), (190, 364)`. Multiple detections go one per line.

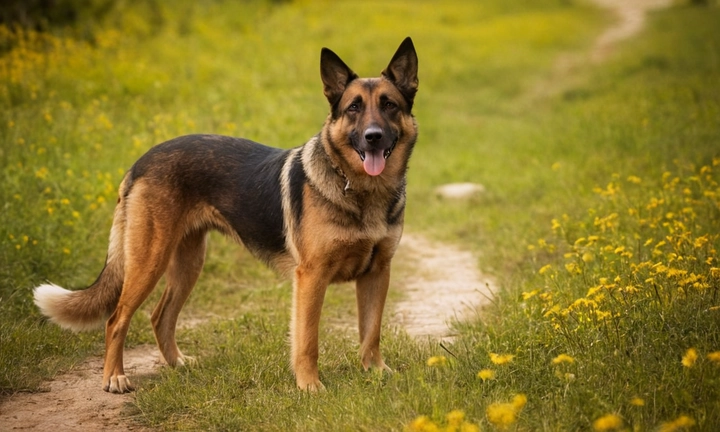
(33, 283), (103, 332)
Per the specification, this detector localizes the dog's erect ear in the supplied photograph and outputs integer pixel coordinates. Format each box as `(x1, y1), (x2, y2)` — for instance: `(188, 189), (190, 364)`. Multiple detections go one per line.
(320, 47), (358, 107)
(382, 37), (419, 107)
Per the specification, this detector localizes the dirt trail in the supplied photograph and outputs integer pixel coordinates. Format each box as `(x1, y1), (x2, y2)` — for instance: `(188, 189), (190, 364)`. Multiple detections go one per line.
(0, 345), (158, 431)
(0, 2), (672, 430)
(591, 0), (673, 62)
(391, 234), (494, 339)
(529, 0), (672, 100)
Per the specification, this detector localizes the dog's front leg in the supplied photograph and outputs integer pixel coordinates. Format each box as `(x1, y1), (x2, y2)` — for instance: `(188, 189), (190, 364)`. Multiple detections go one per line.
(291, 263), (329, 391)
(356, 263), (392, 373)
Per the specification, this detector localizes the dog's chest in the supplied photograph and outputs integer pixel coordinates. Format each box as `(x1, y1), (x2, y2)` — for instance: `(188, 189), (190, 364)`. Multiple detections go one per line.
(329, 238), (378, 283)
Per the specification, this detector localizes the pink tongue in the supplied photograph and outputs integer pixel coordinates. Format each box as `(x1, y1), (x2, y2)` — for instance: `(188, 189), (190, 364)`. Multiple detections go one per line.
(363, 149), (386, 176)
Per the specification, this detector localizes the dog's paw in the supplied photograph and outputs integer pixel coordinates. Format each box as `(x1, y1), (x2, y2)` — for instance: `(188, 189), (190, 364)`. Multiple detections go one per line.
(104, 374), (134, 394)
(176, 354), (197, 367)
(296, 378), (326, 393)
(377, 362), (393, 374)
(362, 356), (393, 374)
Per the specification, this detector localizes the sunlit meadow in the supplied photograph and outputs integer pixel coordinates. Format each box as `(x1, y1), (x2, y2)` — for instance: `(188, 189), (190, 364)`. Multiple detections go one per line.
(2, 0), (719, 430)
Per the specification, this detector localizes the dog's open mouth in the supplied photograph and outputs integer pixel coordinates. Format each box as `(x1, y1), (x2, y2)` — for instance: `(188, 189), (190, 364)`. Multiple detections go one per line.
(356, 140), (397, 176)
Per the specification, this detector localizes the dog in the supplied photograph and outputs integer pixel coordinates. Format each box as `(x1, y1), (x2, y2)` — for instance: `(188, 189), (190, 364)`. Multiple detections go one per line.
(33, 37), (419, 393)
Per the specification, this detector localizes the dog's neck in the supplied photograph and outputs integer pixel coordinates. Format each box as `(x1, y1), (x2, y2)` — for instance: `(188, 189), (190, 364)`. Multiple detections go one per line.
(302, 134), (350, 195)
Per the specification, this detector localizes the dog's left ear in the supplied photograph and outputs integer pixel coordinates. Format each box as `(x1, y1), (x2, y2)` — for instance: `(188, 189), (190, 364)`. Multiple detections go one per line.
(382, 37), (419, 108)
(321, 47), (359, 108)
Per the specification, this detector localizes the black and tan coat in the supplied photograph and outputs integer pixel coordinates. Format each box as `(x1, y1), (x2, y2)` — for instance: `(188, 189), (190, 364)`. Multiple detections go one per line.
(34, 37), (419, 393)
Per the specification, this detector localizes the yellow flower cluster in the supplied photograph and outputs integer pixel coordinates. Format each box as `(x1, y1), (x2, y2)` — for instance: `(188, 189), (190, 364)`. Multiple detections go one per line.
(405, 410), (480, 432)
(486, 394), (526, 429)
(681, 348), (698, 368)
(489, 353), (514, 365)
(680, 347), (720, 368)
(658, 415), (695, 432)
(427, 356), (449, 367)
(476, 368), (495, 381)
(528, 163), (719, 336)
(551, 353), (575, 365)
(592, 413), (623, 431)
(523, 163), (720, 428)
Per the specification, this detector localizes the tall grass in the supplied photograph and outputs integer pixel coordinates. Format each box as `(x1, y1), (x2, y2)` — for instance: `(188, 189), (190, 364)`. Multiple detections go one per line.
(1, 0), (719, 430)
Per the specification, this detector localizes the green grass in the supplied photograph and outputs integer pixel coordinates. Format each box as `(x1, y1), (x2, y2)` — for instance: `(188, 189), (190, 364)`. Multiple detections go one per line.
(2, 0), (720, 430)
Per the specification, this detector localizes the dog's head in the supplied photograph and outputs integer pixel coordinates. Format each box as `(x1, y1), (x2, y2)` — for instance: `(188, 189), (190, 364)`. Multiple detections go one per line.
(321, 38), (418, 178)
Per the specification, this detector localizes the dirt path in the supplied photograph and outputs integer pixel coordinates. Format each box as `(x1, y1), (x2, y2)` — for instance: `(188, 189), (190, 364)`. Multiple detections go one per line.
(391, 234), (494, 339)
(0, 345), (158, 431)
(528, 0), (672, 100)
(0, 2), (672, 429)
(591, 0), (673, 62)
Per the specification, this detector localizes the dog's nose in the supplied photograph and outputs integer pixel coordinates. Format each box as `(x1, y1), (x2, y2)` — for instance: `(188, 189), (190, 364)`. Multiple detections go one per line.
(364, 126), (383, 144)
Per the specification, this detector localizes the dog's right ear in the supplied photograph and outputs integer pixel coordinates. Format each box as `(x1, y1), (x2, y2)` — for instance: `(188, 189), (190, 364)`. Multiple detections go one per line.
(320, 47), (358, 108)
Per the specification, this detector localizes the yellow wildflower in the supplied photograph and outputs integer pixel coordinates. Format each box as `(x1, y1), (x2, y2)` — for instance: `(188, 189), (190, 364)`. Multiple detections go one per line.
(459, 423), (480, 432)
(477, 369), (495, 381)
(511, 394), (527, 410)
(427, 356), (448, 367)
(489, 353), (514, 365)
(681, 348), (698, 368)
(658, 415), (695, 432)
(486, 403), (515, 429)
(551, 354), (575, 365)
(486, 394), (526, 429)
(538, 264), (552, 275)
(593, 414), (623, 431)
(35, 167), (49, 179)
(630, 397), (645, 406)
(406, 415), (439, 432)
(446, 410), (465, 427)
(522, 290), (539, 300)
(551, 218), (561, 230)
(62, 248), (71, 254)
(707, 351), (720, 364)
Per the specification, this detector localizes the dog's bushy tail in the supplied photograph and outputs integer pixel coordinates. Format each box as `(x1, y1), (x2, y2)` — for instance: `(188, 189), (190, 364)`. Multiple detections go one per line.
(34, 176), (130, 332)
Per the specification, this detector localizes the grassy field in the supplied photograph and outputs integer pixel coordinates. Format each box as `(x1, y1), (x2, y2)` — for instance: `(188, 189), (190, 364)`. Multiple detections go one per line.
(1, 0), (719, 430)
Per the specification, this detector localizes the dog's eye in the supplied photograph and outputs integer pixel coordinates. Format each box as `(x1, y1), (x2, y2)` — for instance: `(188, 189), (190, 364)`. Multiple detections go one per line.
(348, 103), (360, 112)
(384, 101), (397, 110)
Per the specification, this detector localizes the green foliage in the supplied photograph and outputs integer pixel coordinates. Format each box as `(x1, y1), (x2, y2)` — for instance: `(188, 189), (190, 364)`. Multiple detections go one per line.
(0, 0), (116, 30)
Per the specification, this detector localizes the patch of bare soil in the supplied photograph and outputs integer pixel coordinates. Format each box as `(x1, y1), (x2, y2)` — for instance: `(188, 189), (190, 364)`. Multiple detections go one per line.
(392, 234), (495, 339)
(591, 0), (673, 62)
(0, 345), (160, 431)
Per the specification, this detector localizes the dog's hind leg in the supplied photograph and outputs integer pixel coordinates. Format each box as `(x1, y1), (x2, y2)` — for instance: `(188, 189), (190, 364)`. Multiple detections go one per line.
(151, 229), (207, 367)
(102, 185), (179, 394)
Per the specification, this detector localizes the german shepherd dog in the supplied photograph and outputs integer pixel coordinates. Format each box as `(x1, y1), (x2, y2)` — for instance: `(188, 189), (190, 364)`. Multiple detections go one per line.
(33, 38), (418, 393)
